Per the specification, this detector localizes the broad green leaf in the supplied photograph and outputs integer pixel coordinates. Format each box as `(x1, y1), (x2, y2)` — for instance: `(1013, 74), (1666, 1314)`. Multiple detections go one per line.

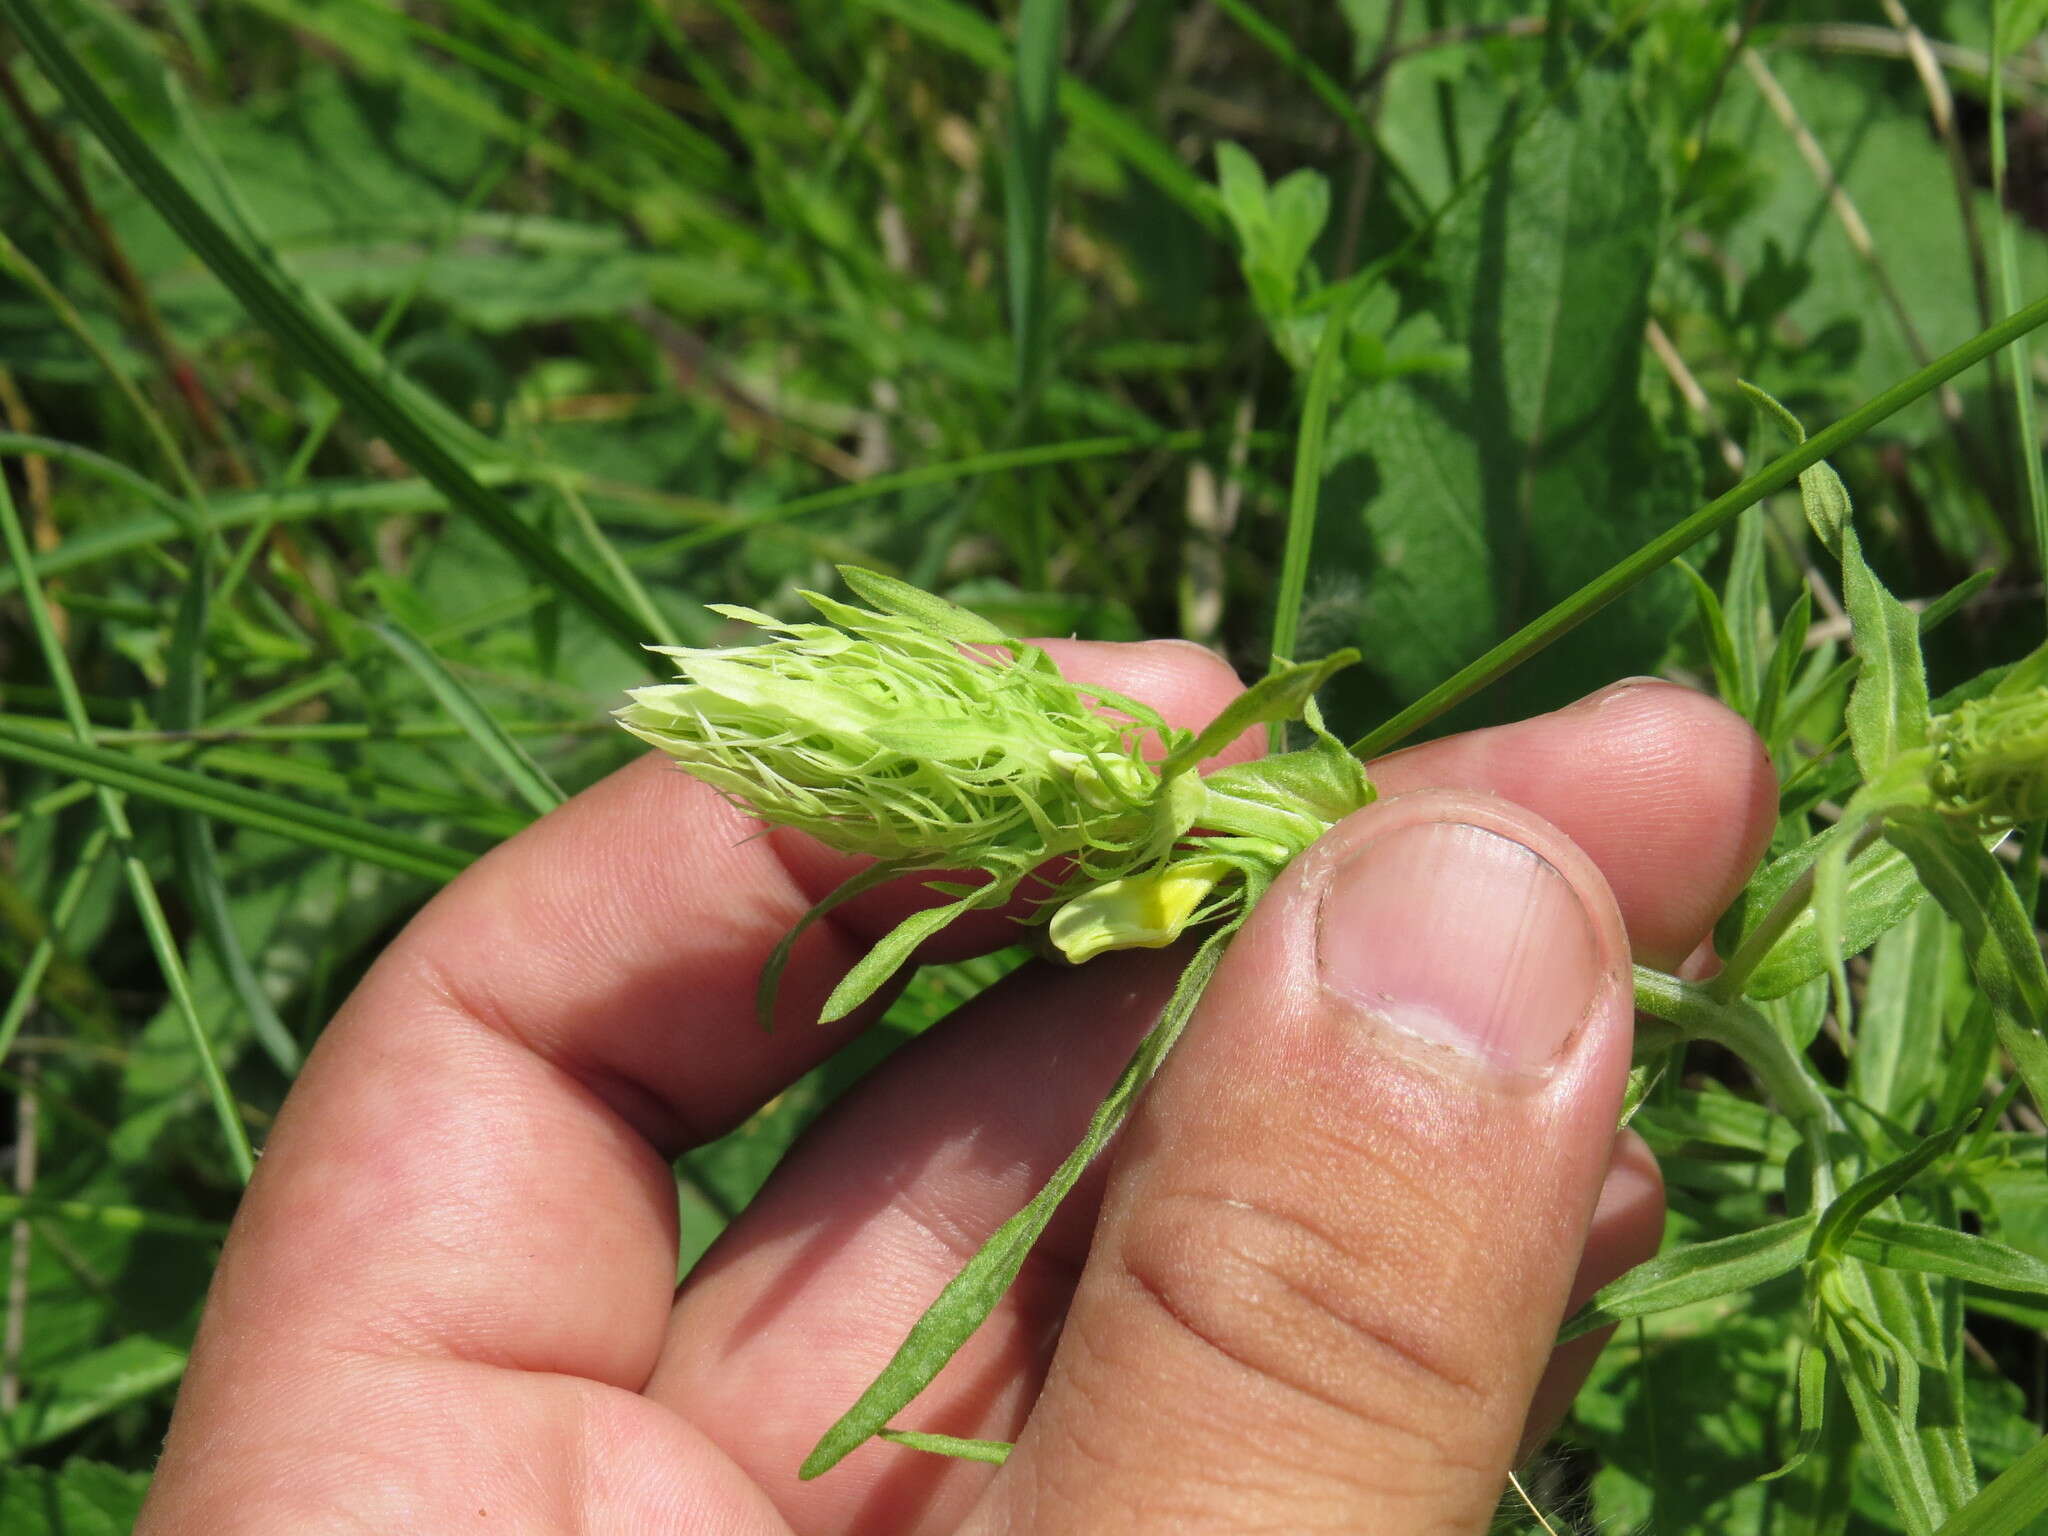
(803, 923), (1234, 1477)
(0, 1336), (186, 1459)
(1318, 69), (1695, 725)
(1558, 1216), (1815, 1343)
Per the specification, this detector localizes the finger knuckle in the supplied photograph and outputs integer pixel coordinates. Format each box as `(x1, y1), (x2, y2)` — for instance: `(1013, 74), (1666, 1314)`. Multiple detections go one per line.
(1113, 1186), (1491, 1463)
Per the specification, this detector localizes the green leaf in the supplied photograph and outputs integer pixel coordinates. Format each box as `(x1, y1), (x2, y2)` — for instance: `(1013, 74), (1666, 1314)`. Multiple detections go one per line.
(1320, 69), (1696, 725)
(1558, 1215), (1815, 1343)
(1888, 819), (2048, 1114)
(1678, 557), (1745, 710)
(1931, 1432), (2048, 1536)
(1842, 526), (1932, 777)
(368, 619), (567, 819)
(0, 722), (470, 885)
(1847, 1218), (2048, 1295)
(0, 1459), (150, 1535)
(1755, 587), (1813, 745)
(802, 923), (1234, 1478)
(1164, 651), (1359, 774)
(0, 1335), (186, 1459)
(876, 1429), (1013, 1465)
(1851, 903), (1965, 1125)
(1810, 1120), (1973, 1268)
(1733, 825), (1932, 1001)
(836, 566), (1008, 644)
(817, 889), (988, 1025)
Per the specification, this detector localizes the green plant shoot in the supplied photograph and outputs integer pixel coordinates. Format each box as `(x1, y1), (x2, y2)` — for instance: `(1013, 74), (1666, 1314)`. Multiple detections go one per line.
(620, 566), (1372, 1029)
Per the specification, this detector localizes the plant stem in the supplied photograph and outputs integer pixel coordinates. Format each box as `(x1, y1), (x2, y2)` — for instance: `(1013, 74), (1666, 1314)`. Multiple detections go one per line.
(1351, 291), (2048, 759)
(1713, 819), (1887, 1000)
(1633, 965), (1841, 1204)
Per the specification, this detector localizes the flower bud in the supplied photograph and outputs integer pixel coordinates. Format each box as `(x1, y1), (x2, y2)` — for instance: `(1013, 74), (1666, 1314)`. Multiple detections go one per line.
(1929, 689), (2048, 827)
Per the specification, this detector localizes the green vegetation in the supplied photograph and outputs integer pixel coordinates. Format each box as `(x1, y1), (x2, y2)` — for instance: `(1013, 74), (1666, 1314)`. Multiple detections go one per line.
(1, 1), (2048, 1529)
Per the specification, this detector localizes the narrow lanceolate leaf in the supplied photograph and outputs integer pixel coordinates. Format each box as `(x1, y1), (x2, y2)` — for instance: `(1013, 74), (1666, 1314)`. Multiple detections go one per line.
(1164, 651), (1359, 773)
(1556, 1215), (1815, 1342)
(1842, 526), (1932, 778)
(1930, 1433), (2048, 1536)
(1846, 1218), (2048, 1295)
(1809, 1119), (1972, 1266)
(1736, 826), (1930, 1000)
(1887, 818), (2048, 1111)
(0, 723), (469, 885)
(876, 1430), (1013, 1465)
(0, 0), (649, 659)
(369, 620), (566, 819)
(801, 925), (1234, 1479)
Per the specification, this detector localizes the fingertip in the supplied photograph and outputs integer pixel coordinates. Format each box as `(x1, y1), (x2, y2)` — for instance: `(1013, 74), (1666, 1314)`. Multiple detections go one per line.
(1038, 637), (1259, 765)
(1372, 678), (1778, 969)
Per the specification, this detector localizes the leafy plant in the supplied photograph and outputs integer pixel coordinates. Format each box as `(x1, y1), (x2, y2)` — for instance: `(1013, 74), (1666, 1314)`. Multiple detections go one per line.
(0, 2), (2047, 1531)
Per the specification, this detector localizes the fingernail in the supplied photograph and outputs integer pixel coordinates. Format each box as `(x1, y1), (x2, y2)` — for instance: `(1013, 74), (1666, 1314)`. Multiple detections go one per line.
(1318, 821), (1600, 1070)
(1571, 676), (1680, 710)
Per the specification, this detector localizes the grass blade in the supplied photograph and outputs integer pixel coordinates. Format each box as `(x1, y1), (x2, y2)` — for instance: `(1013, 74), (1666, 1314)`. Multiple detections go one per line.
(0, 0), (650, 659)
(0, 469), (256, 1183)
(0, 724), (470, 886)
(367, 620), (566, 819)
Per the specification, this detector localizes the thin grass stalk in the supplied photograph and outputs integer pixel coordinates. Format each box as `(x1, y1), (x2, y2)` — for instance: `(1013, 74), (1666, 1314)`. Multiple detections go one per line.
(0, 474), (256, 1183)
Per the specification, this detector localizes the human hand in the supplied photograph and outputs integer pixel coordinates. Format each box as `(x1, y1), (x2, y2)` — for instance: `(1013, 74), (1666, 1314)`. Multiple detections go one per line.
(140, 642), (1775, 1534)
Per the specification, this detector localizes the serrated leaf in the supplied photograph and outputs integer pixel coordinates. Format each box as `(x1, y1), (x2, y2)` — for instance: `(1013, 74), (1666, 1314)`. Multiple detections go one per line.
(1318, 69), (1695, 724)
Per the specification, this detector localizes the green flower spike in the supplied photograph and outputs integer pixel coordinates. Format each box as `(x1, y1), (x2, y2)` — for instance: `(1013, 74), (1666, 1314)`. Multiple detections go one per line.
(618, 566), (1373, 1026)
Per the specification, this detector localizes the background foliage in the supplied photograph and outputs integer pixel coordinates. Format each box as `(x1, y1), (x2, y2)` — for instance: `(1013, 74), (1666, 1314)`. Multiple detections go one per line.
(1, 0), (2047, 1530)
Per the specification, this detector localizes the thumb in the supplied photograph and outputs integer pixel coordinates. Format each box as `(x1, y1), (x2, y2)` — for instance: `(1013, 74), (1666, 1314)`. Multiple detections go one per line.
(983, 789), (1635, 1533)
